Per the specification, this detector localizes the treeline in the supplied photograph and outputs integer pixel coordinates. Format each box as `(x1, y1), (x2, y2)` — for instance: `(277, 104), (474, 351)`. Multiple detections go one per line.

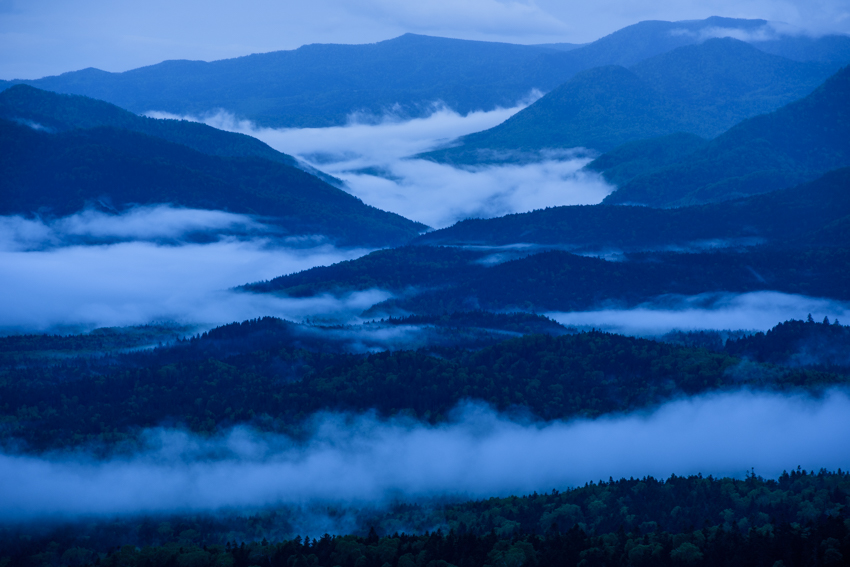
(2, 328), (846, 452)
(2, 470), (848, 567)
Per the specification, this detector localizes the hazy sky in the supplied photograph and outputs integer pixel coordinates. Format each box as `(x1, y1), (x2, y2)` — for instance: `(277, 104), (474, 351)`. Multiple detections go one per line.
(2, 0), (849, 79)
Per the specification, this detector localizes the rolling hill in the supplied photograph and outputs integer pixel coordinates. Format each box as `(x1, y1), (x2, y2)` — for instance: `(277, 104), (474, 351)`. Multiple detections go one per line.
(0, 118), (425, 246)
(605, 64), (850, 206)
(414, 167), (850, 252)
(3, 18), (848, 128)
(422, 38), (841, 163)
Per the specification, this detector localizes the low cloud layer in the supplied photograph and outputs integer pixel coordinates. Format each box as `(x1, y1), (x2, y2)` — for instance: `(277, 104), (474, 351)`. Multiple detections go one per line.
(153, 102), (614, 228)
(1, 390), (849, 521)
(548, 291), (850, 335)
(0, 207), (377, 332)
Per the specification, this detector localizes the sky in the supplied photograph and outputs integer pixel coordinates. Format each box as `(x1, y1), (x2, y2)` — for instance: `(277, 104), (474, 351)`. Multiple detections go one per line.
(2, 0), (849, 79)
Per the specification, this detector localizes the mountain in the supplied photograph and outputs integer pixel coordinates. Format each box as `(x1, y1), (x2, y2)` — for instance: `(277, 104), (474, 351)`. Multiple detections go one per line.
(585, 132), (708, 186)
(605, 64), (850, 206)
(0, 85), (340, 185)
(241, 244), (850, 316)
(2, 35), (584, 128)
(414, 168), (850, 252)
(422, 38), (840, 163)
(5, 18), (847, 128)
(0, 118), (425, 246)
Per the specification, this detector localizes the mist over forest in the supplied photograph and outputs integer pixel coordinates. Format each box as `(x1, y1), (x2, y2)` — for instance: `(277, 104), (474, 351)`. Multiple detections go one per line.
(2, 6), (850, 567)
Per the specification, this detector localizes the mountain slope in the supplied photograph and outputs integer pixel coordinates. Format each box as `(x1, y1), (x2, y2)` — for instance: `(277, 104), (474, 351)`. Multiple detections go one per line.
(0, 119), (425, 245)
(606, 64), (850, 206)
(5, 18), (846, 129)
(423, 38), (839, 162)
(414, 168), (850, 252)
(242, 244), (850, 315)
(4, 35), (584, 128)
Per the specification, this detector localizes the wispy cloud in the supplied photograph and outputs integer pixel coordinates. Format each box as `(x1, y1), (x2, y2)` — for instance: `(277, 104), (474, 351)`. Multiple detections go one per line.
(548, 291), (850, 335)
(2, 390), (849, 521)
(151, 100), (614, 228)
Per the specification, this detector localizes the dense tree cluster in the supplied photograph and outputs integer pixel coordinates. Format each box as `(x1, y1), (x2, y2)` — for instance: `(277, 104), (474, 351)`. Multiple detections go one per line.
(2, 470), (848, 567)
(1, 325), (845, 452)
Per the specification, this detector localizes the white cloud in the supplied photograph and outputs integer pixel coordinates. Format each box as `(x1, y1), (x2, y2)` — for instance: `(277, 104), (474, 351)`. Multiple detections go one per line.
(0, 207), (377, 332)
(2, 390), (849, 520)
(548, 291), (850, 335)
(157, 104), (614, 229)
(0, 205), (266, 250)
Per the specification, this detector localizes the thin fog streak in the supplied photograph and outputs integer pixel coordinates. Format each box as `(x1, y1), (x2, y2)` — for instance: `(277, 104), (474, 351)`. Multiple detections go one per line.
(0, 208), (378, 332)
(0, 205), (267, 250)
(547, 291), (850, 335)
(148, 99), (615, 228)
(1, 390), (849, 521)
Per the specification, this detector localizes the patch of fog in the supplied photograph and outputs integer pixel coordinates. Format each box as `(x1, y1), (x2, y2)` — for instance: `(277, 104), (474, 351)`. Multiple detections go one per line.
(0, 205), (270, 250)
(148, 98), (615, 229)
(0, 207), (379, 332)
(547, 291), (850, 336)
(2, 390), (849, 522)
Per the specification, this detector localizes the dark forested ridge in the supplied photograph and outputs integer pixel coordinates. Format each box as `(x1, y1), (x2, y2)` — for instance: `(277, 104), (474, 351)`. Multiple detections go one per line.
(414, 167), (850, 252)
(2, 317), (847, 452)
(243, 245), (850, 314)
(420, 38), (842, 163)
(2, 470), (849, 567)
(0, 118), (425, 245)
(0, 85), (342, 186)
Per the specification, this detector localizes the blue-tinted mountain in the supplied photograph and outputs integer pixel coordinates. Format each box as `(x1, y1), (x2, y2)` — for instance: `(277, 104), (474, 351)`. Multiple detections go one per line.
(585, 132), (708, 186)
(241, 244), (850, 316)
(0, 118), (425, 245)
(5, 18), (845, 129)
(605, 64), (850, 206)
(422, 38), (839, 162)
(414, 167), (850, 252)
(0, 85), (341, 185)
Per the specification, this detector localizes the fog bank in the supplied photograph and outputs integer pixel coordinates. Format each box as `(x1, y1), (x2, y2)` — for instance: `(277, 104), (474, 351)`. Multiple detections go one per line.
(0, 207), (377, 332)
(548, 291), (850, 335)
(151, 101), (614, 228)
(2, 390), (849, 521)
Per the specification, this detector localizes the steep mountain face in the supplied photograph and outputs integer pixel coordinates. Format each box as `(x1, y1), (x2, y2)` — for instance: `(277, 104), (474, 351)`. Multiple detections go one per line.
(5, 17), (846, 129)
(422, 38), (842, 162)
(413, 168), (850, 251)
(0, 118), (426, 246)
(605, 65), (850, 206)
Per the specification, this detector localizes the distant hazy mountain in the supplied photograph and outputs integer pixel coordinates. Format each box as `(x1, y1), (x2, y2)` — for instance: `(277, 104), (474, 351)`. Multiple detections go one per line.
(0, 118), (425, 246)
(414, 167), (850, 251)
(2, 17), (847, 128)
(422, 38), (840, 162)
(605, 64), (850, 206)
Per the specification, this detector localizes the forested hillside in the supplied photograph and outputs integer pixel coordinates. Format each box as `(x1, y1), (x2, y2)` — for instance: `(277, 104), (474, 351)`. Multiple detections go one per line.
(414, 167), (850, 251)
(421, 38), (842, 163)
(0, 118), (425, 245)
(2, 317), (847, 452)
(605, 64), (850, 206)
(1, 469), (848, 567)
